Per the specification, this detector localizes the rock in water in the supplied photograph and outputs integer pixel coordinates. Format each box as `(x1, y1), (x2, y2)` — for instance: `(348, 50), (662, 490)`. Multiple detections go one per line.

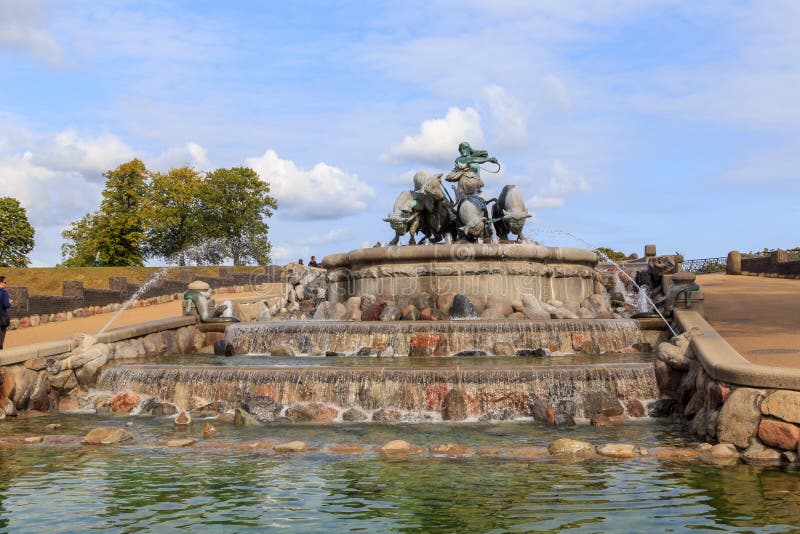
(234, 408), (262, 426)
(441, 389), (467, 421)
(548, 438), (593, 455)
(583, 391), (624, 417)
(203, 422), (218, 437)
(274, 441), (308, 452)
(83, 427), (133, 445)
(109, 392), (141, 413)
(174, 411), (192, 426)
(166, 438), (195, 447)
(449, 295), (478, 319)
(242, 396), (283, 422)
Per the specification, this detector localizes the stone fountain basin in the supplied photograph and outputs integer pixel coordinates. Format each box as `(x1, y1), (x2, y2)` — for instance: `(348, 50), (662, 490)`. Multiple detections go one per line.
(322, 243), (599, 304)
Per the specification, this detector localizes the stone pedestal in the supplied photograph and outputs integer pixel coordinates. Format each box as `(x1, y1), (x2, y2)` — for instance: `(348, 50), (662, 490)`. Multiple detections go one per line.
(322, 243), (598, 305)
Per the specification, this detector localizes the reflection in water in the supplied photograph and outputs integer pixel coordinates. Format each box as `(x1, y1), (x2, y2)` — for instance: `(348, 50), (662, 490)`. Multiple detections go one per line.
(0, 416), (798, 531)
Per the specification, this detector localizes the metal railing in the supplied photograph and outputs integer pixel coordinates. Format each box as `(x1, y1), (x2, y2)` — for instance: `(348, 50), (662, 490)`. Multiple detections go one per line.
(683, 257), (727, 273)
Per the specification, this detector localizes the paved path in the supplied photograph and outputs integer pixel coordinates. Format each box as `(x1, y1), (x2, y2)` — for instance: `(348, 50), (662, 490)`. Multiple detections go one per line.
(2, 292), (256, 349)
(699, 273), (800, 368)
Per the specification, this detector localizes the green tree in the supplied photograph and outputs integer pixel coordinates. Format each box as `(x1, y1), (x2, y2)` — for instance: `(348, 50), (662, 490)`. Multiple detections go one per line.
(143, 166), (204, 265)
(594, 247), (629, 263)
(0, 197), (35, 267)
(61, 158), (149, 266)
(199, 167), (277, 265)
(60, 212), (102, 267)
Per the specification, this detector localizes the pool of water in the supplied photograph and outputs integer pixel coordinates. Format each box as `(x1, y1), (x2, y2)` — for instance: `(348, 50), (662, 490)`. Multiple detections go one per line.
(1, 415), (799, 532)
(133, 352), (655, 368)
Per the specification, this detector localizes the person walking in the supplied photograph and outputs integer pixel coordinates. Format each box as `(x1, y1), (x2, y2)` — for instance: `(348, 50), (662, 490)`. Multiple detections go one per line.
(0, 276), (12, 350)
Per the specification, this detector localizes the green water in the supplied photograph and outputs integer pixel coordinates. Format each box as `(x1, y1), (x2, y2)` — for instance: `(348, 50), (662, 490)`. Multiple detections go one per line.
(1, 415), (799, 532)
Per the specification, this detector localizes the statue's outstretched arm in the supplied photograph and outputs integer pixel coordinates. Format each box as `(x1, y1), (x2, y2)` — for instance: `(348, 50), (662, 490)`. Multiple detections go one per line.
(455, 155), (498, 166)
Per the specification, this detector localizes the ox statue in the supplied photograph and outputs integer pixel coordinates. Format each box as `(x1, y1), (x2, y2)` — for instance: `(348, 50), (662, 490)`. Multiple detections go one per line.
(491, 185), (531, 241)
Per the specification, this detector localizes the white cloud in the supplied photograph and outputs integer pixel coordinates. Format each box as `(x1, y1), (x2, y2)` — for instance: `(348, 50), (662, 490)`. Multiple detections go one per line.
(481, 85), (528, 148)
(381, 107), (484, 165)
(298, 228), (351, 246)
(246, 149), (375, 220)
(526, 160), (589, 209)
(33, 130), (136, 174)
(152, 142), (210, 171)
(528, 196), (565, 209)
(0, 0), (61, 64)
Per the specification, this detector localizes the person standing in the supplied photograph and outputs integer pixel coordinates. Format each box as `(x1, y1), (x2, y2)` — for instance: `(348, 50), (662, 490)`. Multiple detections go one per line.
(0, 276), (12, 350)
(308, 256), (319, 267)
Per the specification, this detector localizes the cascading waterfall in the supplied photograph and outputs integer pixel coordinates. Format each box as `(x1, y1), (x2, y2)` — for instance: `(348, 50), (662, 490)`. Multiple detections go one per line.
(96, 363), (658, 421)
(223, 318), (643, 356)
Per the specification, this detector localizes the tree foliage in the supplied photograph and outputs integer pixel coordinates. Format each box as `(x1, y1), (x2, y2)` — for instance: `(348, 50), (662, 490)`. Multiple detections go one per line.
(143, 166), (203, 265)
(594, 247), (630, 263)
(61, 159), (149, 267)
(0, 197), (35, 268)
(199, 167), (278, 266)
(60, 161), (277, 267)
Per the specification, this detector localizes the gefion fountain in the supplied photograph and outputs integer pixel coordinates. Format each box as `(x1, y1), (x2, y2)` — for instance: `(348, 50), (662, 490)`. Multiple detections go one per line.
(98, 142), (673, 424)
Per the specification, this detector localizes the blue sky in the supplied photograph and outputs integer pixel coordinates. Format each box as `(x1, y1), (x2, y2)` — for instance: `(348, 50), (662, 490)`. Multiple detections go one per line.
(1, 0), (798, 266)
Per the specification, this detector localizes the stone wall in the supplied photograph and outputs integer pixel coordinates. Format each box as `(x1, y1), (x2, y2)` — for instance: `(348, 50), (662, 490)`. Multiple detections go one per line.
(654, 310), (800, 464)
(5, 266), (283, 330)
(728, 250), (800, 279)
(0, 316), (218, 415)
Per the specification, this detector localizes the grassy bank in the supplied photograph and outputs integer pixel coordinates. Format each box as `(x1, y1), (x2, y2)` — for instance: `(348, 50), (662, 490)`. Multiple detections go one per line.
(0, 266), (267, 295)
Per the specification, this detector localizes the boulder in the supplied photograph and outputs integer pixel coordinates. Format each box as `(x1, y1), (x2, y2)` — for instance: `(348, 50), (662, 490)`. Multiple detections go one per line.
(377, 346), (395, 358)
(758, 419), (800, 450)
(109, 392), (140, 413)
(359, 294), (377, 311)
(271, 344), (295, 357)
(189, 400), (226, 418)
(341, 407), (368, 421)
(624, 399), (646, 418)
(742, 442), (783, 465)
(583, 391), (624, 418)
(167, 438), (196, 447)
(233, 408), (261, 426)
(761, 390), (800, 423)
(1, 365), (39, 410)
(242, 396), (283, 422)
(548, 438), (593, 455)
(379, 305), (402, 321)
(717, 388), (765, 449)
(479, 307), (506, 320)
(379, 440), (423, 453)
(344, 296), (362, 315)
(329, 443), (365, 454)
(313, 301), (329, 320)
(174, 410), (192, 426)
(415, 293), (434, 311)
(492, 341), (515, 356)
(83, 427), (133, 445)
(554, 411), (576, 429)
(431, 443), (472, 456)
(372, 408), (402, 422)
(401, 305), (419, 321)
(325, 302), (348, 321)
(436, 293), (455, 315)
(530, 399), (555, 425)
(596, 443), (637, 458)
(449, 294), (478, 319)
(203, 422), (218, 437)
(648, 398), (678, 418)
(141, 398), (179, 416)
(708, 443), (739, 460)
(484, 298), (513, 317)
(362, 301), (387, 321)
(441, 389), (467, 421)
(274, 441), (308, 453)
